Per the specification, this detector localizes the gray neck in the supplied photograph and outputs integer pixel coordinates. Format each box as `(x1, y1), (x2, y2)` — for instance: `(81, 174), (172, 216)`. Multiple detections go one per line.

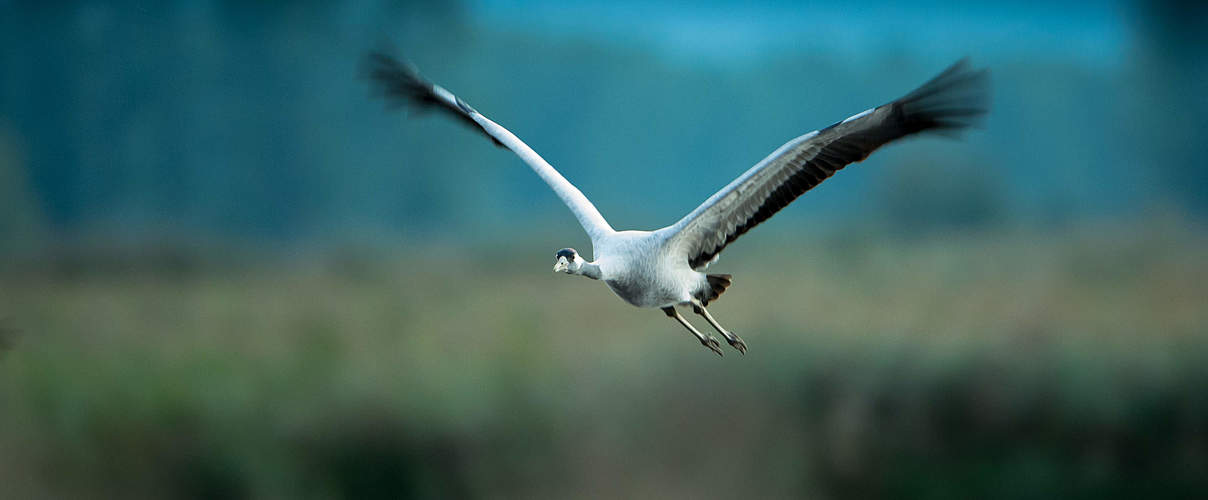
(577, 261), (603, 280)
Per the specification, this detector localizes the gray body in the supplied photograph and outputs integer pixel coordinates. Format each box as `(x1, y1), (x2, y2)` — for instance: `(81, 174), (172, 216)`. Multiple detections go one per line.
(596, 230), (700, 308)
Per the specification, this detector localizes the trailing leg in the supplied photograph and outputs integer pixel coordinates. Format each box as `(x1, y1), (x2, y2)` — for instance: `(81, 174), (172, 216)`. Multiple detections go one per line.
(692, 303), (747, 354)
(662, 307), (724, 356)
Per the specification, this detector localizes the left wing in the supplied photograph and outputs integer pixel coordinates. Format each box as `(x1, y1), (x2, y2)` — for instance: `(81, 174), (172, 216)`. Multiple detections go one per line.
(662, 59), (989, 269)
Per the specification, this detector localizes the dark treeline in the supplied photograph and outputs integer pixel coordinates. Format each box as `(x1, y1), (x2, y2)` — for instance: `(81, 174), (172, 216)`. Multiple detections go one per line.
(0, 0), (1204, 252)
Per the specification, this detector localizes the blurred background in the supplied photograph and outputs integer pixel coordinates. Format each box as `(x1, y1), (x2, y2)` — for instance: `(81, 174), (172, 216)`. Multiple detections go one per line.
(1, 0), (1206, 498)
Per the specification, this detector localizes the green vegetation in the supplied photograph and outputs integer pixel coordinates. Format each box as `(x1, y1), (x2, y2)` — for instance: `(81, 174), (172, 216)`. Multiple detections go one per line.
(2, 223), (1205, 498)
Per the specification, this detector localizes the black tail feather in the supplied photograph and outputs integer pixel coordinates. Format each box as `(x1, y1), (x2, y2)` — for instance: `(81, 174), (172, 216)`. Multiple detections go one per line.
(701, 274), (733, 306)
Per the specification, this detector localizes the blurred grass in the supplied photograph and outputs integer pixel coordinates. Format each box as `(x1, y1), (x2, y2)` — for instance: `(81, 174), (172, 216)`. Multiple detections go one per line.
(1, 220), (1206, 498)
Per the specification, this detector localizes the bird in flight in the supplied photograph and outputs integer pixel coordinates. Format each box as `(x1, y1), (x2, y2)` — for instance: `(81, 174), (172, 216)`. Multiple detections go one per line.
(366, 52), (988, 356)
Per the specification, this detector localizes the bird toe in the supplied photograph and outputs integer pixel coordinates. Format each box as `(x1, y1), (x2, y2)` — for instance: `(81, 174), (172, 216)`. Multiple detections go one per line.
(729, 335), (748, 355)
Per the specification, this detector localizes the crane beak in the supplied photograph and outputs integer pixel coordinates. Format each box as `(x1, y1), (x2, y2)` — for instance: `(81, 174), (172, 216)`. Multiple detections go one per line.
(553, 256), (570, 273)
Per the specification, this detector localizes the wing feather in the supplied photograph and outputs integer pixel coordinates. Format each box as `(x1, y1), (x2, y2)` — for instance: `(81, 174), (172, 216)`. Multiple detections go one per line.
(663, 59), (990, 269)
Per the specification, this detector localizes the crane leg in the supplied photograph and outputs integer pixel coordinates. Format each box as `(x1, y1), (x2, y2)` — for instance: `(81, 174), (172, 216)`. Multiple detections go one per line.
(662, 307), (723, 356)
(692, 303), (747, 354)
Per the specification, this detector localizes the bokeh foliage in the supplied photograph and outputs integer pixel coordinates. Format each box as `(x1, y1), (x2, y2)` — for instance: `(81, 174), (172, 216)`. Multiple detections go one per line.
(2, 224), (1205, 498)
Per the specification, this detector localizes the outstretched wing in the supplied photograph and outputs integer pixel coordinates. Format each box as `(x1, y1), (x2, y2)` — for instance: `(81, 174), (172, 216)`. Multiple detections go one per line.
(663, 59), (989, 269)
(365, 51), (615, 243)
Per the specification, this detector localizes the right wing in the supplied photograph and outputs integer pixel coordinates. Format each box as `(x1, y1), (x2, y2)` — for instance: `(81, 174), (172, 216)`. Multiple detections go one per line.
(365, 51), (616, 243)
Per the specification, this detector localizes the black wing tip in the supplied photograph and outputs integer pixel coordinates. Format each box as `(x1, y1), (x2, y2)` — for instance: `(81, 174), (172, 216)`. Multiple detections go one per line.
(363, 49), (433, 107)
(362, 48), (505, 147)
(893, 57), (992, 135)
